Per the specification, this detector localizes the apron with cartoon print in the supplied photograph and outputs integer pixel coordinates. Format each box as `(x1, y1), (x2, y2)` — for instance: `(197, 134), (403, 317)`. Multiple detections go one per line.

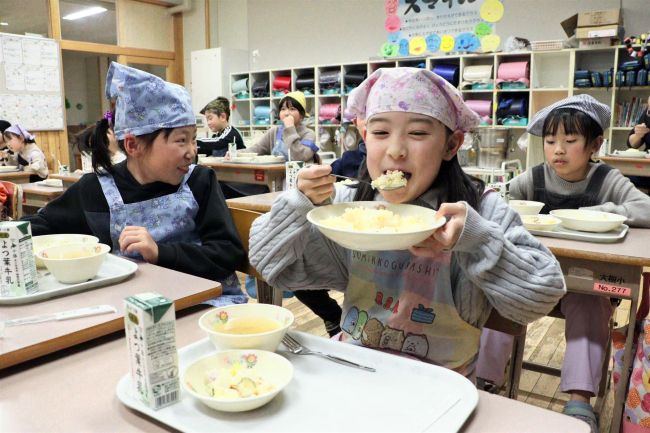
(340, 249), (481, 373)
(95, 165), (241, 293)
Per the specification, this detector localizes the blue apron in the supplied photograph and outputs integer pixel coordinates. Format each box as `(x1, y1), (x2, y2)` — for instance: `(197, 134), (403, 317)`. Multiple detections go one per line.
(96, 165), (242, 296)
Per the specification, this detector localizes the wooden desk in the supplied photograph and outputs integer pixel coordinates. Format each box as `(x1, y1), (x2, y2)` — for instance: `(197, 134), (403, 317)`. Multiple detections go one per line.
(0, 171), (31, 184)
(48, 172), (83, 188)
(600, 156), (650, 177)
(202, 161), (286, 192)
(538, 230), (650, 433)
(0, 262), (221, 370)
(226, 191), (282, 212)
(0, 307), (588, 433)
(20, 182), (64, 208)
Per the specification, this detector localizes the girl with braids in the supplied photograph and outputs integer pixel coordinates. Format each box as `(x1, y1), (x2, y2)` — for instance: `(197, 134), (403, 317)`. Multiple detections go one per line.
(76, 111), (126, 173)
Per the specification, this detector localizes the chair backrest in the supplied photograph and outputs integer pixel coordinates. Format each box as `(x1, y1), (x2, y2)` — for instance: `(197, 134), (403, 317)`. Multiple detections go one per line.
(0, 181), (23, 220)
(228, 206), (264, 280)
(483, 308), (527, 336)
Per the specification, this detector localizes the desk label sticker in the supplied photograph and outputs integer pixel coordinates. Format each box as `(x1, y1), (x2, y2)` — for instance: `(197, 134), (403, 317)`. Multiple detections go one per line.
(254, 170), (265, 182)
(593, 282), (631, 297)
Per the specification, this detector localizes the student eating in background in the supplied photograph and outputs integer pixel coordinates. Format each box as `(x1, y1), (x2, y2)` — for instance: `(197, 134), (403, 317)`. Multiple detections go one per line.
(0, 120), (17, 167)
(3, 124), (48, 182)
(197, 97), (245, 157)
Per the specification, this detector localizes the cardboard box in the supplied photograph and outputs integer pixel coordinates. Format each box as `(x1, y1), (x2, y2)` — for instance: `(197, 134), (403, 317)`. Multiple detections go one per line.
(0, 221), (38, 297)
(125, 292), (180, 410)
(561, 8), (623, 38)
(575, 25), (623, 40)
(578, 37), (618, 49)
(577, 8), (622, 27)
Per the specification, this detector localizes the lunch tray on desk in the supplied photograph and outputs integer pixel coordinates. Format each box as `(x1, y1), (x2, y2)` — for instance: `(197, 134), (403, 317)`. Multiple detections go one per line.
(529, 224), (629, 243)
(0, 254), (138, 305)
(116, 332), (478, 433)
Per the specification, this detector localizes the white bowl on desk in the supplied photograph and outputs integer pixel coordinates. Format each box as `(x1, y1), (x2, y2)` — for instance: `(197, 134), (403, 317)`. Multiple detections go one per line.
(36, 243), (110, 283)
(32, 234), (99, 268)
(508, 200), (545, 215)
(550, 209), (626, 233)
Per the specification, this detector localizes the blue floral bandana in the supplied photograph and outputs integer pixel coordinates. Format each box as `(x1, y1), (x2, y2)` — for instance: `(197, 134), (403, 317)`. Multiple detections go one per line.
(105, 62), (195, 139)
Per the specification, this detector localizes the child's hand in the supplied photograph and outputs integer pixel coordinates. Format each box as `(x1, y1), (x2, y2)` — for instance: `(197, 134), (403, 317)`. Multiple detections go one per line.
(119, 226), (159, 263)
(634, 123), (649, 136)
(224, 151), (232, 160)
(282, 114), (296, 128)
(409, 203), (467, 257)
(297, 164), (335, 205)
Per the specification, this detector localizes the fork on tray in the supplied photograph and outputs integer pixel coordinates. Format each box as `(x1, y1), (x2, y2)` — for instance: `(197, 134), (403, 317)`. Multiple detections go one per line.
(281, 333), (376, 372)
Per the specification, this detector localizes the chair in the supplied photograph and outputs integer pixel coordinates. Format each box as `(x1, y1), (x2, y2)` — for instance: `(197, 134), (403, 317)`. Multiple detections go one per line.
(0, 181), (23, 220)
(483, 309), (527, 399)
(228, 206), (282, 306)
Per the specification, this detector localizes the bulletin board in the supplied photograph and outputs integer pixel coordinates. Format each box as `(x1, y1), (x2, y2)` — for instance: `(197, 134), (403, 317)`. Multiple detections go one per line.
(0, 32), (64, 131)
(382, 0), (505, 56)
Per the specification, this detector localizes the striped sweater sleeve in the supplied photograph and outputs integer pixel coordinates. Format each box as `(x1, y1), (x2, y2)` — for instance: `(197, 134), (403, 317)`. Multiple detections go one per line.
(453, 192), (566, 325)
(249, 189), (349, 292)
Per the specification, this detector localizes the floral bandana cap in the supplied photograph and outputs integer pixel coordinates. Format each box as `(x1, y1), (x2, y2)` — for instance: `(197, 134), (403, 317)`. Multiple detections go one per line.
(105, 62), (195, 140)
(346, 67), (480, 132)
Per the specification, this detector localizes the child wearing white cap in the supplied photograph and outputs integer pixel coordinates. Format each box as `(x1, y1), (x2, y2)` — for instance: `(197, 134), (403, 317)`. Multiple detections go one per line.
(3, 124), (48, 181)
(249, 67), (565, 376)
(477, 94), (650, 433)
(24, 63), (246, 297)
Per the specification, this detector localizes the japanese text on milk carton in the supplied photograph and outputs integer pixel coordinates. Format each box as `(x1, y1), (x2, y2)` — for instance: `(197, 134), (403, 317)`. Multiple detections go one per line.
(125, 293), (179, 410)
(0, 221), (38, 297)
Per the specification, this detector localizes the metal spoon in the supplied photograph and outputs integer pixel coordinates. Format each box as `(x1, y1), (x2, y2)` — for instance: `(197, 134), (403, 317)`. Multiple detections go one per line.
(331, 174), (405, 191)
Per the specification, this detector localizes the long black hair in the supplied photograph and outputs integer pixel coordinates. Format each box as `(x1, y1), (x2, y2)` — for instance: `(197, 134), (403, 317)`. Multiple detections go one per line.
(353, 128), (485, 210)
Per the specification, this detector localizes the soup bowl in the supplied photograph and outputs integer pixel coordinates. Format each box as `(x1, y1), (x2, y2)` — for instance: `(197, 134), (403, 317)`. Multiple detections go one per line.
(36, 243), (110, 283)
(32, 234), (99, 268)
(508, 200), (545, 215)
(199, 303), (294, 351)
(550, 209), (626, 233)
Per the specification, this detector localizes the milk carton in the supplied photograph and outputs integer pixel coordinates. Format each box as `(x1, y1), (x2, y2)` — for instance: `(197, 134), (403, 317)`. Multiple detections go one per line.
(0, 221), (38, 297)
(124, 292), (180, 410)
(285, 160), (304, 190)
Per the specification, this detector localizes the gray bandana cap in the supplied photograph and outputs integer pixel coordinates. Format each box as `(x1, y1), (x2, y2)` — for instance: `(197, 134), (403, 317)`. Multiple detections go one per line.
(526, 94), (611, 137)
(105, 62), (195, 140)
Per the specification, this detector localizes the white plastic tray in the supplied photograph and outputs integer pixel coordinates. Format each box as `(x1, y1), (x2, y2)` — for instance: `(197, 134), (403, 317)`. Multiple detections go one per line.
(607, 151), (648, 159)
(0, 254), (138, 305)
(0, 166), (19, 172)
(117, 332), (478, 432)
(530, 224), (628, 243)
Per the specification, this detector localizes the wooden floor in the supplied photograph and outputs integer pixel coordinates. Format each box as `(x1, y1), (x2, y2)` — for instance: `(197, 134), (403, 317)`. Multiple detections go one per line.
(270, 288), (630, 433)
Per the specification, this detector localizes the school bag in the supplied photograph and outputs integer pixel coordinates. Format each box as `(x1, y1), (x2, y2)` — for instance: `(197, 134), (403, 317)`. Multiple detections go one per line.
(612, 272), (650, 432)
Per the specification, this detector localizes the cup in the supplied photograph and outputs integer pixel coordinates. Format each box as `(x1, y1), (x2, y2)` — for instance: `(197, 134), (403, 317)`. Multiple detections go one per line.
(285, 161), (304, 190)
(228, 142), (238, 158)
(58, 165), (69, 175)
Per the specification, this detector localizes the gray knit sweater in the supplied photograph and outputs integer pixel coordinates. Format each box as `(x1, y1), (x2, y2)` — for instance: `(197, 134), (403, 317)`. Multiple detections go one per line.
(249, 185), (566, 327)
(247, 124), (316, 162)
(509, 162), (650, 227)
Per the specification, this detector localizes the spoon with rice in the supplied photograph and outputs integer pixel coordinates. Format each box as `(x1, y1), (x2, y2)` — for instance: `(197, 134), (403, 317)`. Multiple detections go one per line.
(332, 170), (407, 191)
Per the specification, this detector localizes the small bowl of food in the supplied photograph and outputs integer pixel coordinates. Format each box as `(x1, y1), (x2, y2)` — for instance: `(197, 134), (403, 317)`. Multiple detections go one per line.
(36, 243), (110, 283)
(508, 200), (545, 215)
(520, 214), (562, 231)
(307, 201), (446, 251)
(182, 349), (293, 412)
(550, 209), (627, 233)
(199, 303), (294, 352)
(32, 234), (99, 268)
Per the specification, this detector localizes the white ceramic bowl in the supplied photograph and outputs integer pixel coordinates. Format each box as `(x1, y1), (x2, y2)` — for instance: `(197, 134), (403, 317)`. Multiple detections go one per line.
(237, 152), (258, 157)
(32, 234), (99, 268)
(199, 304), (294, 352)
(550, 209), (627, 233)
(36, 243), (110, 283)
(508, 200), (545, 215)
(520, 214), (562, 231)
(182, 350), (293, 412)
(307, 201), (446, 251)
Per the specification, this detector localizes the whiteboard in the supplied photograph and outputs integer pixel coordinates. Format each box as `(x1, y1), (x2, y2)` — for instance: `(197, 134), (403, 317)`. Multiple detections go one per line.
(0, 32), (64, 131)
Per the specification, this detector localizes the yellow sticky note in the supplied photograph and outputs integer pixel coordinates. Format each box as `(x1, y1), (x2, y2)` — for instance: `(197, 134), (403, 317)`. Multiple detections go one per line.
(440, 35), (455, 53)
(409, 36), (427, 55)
(480, 0), (504, 23)
(481, 34), (501, 52)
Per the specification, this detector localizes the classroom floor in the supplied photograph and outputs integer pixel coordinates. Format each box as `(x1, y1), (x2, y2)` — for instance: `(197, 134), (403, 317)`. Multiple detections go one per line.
(260, 286), (629, 432)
